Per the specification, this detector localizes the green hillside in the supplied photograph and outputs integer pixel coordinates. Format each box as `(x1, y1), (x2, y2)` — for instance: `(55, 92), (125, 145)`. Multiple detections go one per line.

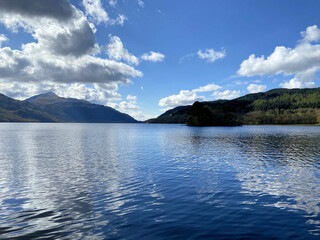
(147, 88), (320, 126)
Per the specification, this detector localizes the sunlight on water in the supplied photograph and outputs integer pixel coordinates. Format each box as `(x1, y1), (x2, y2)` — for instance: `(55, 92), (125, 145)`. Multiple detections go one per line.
(0, 123), (319, 239)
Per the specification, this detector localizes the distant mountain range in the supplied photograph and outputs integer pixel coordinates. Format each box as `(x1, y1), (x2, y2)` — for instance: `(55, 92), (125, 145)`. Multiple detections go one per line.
(147, 88), (320, 126)
(2, 88), (320, 125)
(0, 92), (138, 123)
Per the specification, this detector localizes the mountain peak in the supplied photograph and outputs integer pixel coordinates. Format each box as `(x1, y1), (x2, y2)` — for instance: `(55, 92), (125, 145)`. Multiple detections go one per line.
(25, 91), (91, 106)
(41, 91), (58, 98)
(25, 91), (62, 105)
(25, 91), (59, 102)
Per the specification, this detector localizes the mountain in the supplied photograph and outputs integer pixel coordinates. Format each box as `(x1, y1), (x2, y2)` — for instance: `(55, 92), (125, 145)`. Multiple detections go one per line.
(0, 93), (58, 122)
(24, 92), (138, 123)
(0, 92), (138, 123)
(147, 88), (320, 126)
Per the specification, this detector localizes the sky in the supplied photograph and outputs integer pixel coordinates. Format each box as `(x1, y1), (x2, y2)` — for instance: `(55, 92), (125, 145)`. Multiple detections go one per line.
(0, 0), (320, 120)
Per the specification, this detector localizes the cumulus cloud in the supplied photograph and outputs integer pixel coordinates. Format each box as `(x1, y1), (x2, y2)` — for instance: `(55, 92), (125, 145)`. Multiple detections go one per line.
(116, 95), (138, 110)
(49, 20), (97, 57)
(0, 1), (96, 57)
(159, 90), (206, 111)
(0, 0), (142, 105)
(247, 84), (267, 93)
(212, 90), (241, 100)
(58, 83), (121, 103)
(158, 83), (222, 111)
(0, 35), (8, 47)
(0, 45), (142, 84)
(197, 48), (226, 63)
(238, 45), (320, 76)
(106, 36), (140, 65)
(279, 69), (318, 88)
(141, 51), (165, 62)
(238, 25), (320, 88)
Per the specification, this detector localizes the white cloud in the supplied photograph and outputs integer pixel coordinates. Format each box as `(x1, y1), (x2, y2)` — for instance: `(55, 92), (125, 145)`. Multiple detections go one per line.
(0, 45), (142, 84)
(138, 0), (145, 8)
(279, 68), (317, 88)
(238, 25), (320, 89)
(0, 35), (8, 47)
(247, 84), (267, 93)
(57, 83), (122, 104)
(0, 0), (142, 104)
(301, 25), (320, 43)
(82, 0), (109, 24)
(159, 90), (206, 111)
(106, 36), (140, 65)
(193, 83), (221, 92)
(112, 100), (138, 111)
(158, 83), (222, 110)
(0, 2), (97, 57)
(141, 51), (165, 62)
(197, 48), (226, 63)
(212, 90), (241, 100)
(238, 45), (320, 76)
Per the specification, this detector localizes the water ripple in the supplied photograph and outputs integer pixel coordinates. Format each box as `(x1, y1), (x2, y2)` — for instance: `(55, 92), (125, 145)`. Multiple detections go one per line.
(0, 123), (319, 239)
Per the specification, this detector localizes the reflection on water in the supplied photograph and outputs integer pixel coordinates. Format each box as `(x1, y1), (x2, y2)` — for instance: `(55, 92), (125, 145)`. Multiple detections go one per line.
(0, 123), (319, 239)
(234, 127), (320, 235)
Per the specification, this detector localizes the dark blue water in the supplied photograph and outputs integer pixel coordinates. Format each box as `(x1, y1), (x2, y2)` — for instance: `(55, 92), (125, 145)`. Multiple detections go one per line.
(0, 123), (320, 239)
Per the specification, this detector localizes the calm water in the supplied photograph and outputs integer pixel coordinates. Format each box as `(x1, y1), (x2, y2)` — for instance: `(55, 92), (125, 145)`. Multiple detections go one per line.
(0, 123), (320, 239)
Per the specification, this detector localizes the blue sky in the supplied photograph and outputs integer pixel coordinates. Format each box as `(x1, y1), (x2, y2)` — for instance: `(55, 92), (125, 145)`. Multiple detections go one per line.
(0, 0), (320, 120)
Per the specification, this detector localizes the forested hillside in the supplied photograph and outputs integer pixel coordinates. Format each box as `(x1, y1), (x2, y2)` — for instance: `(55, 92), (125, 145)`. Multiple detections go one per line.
(147, 88), (320, 126)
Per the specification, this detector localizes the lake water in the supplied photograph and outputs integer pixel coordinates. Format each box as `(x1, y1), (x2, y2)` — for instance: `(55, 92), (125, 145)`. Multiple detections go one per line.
(0, 123), (319, 239)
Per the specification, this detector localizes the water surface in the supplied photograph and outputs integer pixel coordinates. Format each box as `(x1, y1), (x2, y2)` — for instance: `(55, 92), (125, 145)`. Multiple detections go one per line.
(0, 123), (319, 239)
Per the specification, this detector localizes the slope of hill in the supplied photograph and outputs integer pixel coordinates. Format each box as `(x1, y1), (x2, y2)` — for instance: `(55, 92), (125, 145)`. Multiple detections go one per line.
(0, 93), (58, 122)
(147, 106), (190, 124)
(147, 88), (320, 126)
(25, 92), (138, 123)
